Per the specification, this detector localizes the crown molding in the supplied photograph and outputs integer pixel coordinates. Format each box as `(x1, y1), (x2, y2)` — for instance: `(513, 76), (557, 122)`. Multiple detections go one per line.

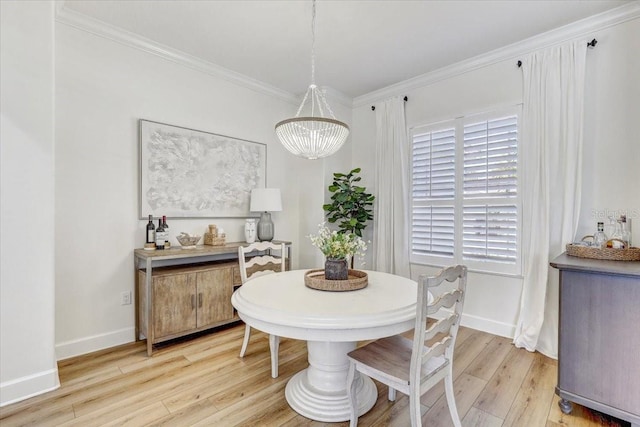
(322, 86), (355, 110)
(55, 4), (300, 105)
(353, 2), (640, 108)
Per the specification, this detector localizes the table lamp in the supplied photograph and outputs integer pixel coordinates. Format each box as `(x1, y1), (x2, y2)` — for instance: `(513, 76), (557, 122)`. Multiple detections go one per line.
(250, 188), (282, 241)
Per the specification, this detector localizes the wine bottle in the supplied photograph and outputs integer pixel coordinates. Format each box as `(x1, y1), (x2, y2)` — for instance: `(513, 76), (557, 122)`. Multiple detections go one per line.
(162, 215), (170, 247)
(155, 218), (165, 250)
(146, 215), (156, 244)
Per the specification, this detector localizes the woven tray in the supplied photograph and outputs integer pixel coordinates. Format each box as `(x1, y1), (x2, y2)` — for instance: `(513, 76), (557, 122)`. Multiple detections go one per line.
(304, 269), (368, 292)
(566, 243), (640, 261)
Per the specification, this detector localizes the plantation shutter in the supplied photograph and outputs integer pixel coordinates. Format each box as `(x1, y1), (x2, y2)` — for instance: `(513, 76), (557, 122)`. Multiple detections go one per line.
(411, 126), (455, 258)
(462, 204), (517, 261)
(412, 205), (455, 256)
(410, 108), (520, 273)
(463, 116), (518, 196)
(412, 128), (456, 199)
(462, 116), (518, 262)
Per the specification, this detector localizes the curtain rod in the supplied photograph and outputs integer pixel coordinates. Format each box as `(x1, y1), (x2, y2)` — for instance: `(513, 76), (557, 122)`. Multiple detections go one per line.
(371, 96), (408, 111)
(517, 38), (597, 68)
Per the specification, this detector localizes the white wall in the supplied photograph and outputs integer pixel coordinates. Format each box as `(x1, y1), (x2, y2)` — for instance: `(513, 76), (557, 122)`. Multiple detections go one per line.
(0, 1), (59, 406)
(54, 19), (332, 359)
(578, 17), (640, 245)
(351, 15), (640, 339)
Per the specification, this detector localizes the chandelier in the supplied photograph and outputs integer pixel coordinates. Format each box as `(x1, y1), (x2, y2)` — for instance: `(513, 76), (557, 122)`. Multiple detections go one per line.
(275, 0), (349, 160)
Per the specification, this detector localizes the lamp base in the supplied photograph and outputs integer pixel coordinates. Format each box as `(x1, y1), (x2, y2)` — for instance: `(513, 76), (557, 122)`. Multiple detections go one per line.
(257, 212), (274, 241)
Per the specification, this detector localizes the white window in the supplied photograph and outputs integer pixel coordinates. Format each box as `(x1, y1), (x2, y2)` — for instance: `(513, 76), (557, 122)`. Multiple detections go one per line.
(410, 107), (521, 275)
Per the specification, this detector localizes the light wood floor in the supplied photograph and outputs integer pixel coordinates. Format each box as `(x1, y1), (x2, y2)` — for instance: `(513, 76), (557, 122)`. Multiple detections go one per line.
(0, 323), (627, 427)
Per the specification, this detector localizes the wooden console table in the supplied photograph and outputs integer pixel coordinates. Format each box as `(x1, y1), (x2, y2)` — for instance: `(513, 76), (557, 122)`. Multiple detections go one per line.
(550, 253), (640, 427)
(134, 241), (291, 356)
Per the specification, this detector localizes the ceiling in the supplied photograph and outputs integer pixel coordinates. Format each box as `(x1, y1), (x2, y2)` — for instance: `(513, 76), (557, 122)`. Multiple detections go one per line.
(62, 0), (631, 99)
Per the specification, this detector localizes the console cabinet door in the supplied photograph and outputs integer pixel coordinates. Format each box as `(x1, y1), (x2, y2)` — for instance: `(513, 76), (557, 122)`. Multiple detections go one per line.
(153, 272), (197, 339)
(197, 267), (233, 327)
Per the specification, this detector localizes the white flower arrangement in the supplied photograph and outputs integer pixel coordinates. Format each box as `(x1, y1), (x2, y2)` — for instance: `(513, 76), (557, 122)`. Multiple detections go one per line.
(308, 223), (367, 260)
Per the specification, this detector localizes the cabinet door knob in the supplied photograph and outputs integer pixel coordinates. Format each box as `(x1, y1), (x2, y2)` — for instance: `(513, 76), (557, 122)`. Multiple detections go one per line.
(191, 294), (196, 310)
(198, 292), (203, 308)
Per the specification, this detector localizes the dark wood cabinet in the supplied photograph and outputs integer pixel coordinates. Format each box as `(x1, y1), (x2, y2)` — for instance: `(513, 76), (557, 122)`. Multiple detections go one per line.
(551, 254), (640, 427)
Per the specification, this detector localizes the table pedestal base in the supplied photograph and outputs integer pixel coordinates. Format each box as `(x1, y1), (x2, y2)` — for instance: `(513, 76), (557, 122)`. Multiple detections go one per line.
(285, 341), (377, 422)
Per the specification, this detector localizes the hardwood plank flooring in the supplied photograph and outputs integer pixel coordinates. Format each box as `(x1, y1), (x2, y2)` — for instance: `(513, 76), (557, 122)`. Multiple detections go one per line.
(0, 323), (628, 426)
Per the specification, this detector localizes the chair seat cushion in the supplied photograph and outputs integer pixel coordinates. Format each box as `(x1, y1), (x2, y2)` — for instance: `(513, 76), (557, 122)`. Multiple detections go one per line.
(347, 335), (447, 384)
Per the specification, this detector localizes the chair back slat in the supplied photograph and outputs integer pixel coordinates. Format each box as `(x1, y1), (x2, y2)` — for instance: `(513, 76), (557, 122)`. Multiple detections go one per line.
(427, 289), (463, 315)
(245, 255), (283, 269)
(244, 241), (283, 252)
(424, 313), (458, 342)
(426, 264), (466, 287)
(420, 337), (451, 378)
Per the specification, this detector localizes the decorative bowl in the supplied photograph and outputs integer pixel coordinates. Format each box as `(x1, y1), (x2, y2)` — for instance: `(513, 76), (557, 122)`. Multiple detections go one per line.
(176, 233), (201, 249)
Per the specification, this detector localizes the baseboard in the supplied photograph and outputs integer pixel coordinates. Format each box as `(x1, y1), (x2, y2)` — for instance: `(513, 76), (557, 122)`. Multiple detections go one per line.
(460, 313), (516, 339)
(430, 310), (516, 339)
(55, 327), (135, 361)
(0, 368), (60, 407)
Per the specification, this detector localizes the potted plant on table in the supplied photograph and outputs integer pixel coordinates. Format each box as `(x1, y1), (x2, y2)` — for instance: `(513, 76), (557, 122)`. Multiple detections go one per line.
(322, 167), (375, 268)
(309, 223), (367, 280)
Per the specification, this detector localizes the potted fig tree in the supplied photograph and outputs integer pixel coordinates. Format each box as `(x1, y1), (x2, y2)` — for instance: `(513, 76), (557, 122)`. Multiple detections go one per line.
(322, 168), (375, 267)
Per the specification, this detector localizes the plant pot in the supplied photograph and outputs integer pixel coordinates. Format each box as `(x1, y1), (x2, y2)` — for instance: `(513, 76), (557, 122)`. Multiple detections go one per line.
(325, 257), (349, 280)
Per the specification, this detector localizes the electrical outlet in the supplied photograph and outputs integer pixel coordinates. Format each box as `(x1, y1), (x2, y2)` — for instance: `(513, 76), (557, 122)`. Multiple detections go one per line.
(121, 291), (132, 305)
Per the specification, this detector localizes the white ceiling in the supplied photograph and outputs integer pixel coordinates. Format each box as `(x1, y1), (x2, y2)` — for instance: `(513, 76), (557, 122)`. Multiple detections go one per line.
(62, 0), (631, 99)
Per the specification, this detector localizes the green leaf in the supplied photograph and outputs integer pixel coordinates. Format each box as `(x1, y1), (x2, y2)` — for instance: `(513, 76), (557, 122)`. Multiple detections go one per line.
(351, 167), (361, 174)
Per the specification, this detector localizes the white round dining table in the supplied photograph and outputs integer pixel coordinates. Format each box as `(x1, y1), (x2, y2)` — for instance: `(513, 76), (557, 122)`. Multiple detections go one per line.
(231, 269), (418, 422)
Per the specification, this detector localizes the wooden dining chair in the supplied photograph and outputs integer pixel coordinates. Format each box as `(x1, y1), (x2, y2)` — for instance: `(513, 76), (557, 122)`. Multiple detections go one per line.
(346, 265), (467, 427)
(237, 241), (287, 378)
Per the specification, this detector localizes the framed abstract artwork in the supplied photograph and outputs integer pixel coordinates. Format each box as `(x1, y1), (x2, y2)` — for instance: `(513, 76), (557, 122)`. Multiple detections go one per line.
(139, 120), (266, 218)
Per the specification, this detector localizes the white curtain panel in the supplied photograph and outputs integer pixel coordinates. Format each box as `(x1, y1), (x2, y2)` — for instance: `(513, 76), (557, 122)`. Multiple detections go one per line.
(514, 41), (587, 357)
(373, 96), (411, 277)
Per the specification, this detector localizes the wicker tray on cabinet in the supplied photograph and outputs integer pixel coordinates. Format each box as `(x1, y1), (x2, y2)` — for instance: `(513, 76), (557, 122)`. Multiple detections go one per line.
(566, 243), (640, 261)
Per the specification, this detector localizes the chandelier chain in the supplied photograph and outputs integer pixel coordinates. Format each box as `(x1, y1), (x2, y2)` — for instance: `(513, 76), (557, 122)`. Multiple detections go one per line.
(294, 88), (311, 117)
(311, 0), (316, 85)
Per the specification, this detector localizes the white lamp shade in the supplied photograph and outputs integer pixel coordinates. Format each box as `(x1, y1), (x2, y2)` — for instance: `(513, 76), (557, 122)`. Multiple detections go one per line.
(250, 188), (282, 212)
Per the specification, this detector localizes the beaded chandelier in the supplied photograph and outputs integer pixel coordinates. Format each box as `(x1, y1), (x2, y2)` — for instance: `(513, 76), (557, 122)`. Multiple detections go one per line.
(275, 0), (349, 160)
